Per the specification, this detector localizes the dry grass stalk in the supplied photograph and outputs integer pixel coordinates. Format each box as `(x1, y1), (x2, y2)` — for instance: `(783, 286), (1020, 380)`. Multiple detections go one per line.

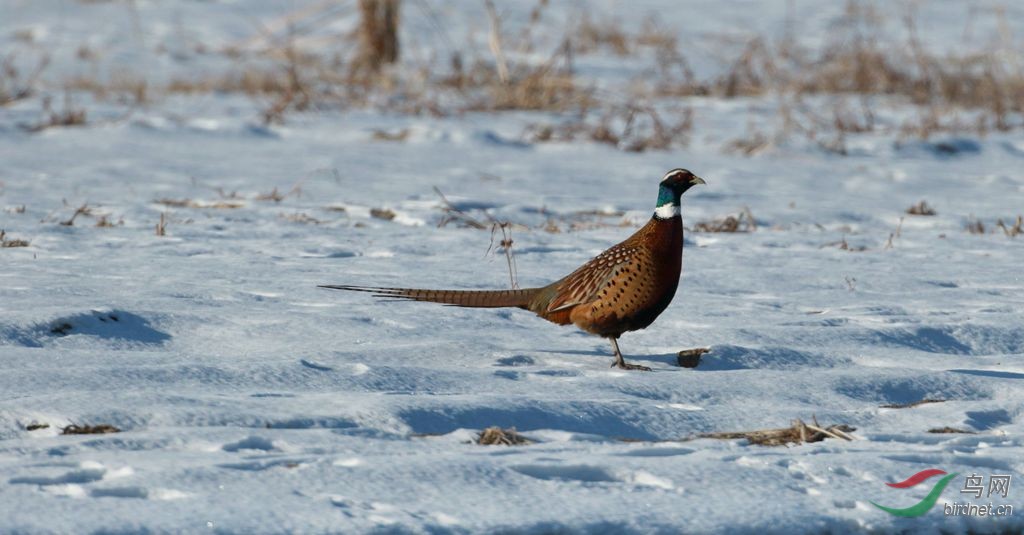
(574, 13), (630, 56)
(281, 212), (322, 225)
(574, 209), (626, 218)
(693, 207), (757, 233)
(996, 215), (1022, 237)
(547, 208), (632, 233)
(477, 427), (532, 446)
(25, 422), (49, 431)
(63, 72), (148, 106)
(214, 187), (242, 200)
(1, 52), (49, 106)
(371, 128), (410, 141)
(369, 207), (396, 220)
(59, 203), (92, 226)
(95, 215), (123, 227)
(489, 221), (519, 289)
(432, 4), (591, 113)
(256, 182), (304, 203)
(484, 0), (510, 85)
(154, 198), (192, 208)
(432, 187), (520, 288)
(883, 217), (904, 250)
(434, 187), (488, 230)
(486, 60), (587, 112)
(928, 426), (974, 434)
(906, 200), (936, 216)
(254, 181), (303, 201)
(528, 105), (691, 151)
(155, 212), (168, 237)
(23, 94), (87, 132)
(966, 218), (985, 235)
(0, 230), (30, 248)
(255, 188), (286, 202)
(822, 236), (867, 252)
(881, 398), (945, 409)
(700, 418), (855, 447)
(155, 198), (244, 209)
(260, 39), (313, 125)
(61, 423), (121, 435)
(726, 130), (771, 156)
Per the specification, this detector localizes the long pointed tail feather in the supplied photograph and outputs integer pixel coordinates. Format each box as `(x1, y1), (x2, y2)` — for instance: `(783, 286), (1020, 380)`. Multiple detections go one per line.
(319, 285), (539, 308)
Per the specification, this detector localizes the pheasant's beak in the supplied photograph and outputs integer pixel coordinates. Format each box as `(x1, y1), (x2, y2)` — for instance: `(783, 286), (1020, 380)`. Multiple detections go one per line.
(690, 176), (706, 186)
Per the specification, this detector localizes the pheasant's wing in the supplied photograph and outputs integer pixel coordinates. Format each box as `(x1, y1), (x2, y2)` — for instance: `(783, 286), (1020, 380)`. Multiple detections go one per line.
(545, 243), (638, 313)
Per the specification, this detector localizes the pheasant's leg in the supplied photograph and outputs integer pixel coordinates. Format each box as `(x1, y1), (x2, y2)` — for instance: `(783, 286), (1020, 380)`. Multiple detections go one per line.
(608, 337), (652, 371)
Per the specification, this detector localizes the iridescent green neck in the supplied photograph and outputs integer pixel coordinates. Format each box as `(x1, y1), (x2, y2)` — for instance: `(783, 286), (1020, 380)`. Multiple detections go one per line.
(653, 185), (681, 219)
(656, 185), (680, 208)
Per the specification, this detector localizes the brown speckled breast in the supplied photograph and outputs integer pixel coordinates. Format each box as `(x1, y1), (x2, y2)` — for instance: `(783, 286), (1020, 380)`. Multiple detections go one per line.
(528, 215), (684, 337)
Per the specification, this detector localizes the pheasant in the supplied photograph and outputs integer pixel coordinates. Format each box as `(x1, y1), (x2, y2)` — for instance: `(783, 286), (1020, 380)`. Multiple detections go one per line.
(321, 169), (706, 371)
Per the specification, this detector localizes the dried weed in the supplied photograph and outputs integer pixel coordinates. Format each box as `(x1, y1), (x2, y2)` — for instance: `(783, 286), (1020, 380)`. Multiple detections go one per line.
(0, 230), (30, 248)
(477, 427), (532, 446)
(61, 423), (121, 435)
(699, 418), (855, 447)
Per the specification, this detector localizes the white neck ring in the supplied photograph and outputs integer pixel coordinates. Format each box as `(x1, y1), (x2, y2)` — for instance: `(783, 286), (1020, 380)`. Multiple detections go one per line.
(654, 204), (680, 219)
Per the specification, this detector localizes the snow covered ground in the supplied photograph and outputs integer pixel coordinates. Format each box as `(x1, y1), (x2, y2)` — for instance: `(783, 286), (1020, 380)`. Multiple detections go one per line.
(1, 1), (1023, 533)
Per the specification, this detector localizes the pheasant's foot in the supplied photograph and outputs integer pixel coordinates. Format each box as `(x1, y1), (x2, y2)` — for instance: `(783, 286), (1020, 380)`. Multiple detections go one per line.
(607, 337), (651, 371)
(610, 360), (652, 372)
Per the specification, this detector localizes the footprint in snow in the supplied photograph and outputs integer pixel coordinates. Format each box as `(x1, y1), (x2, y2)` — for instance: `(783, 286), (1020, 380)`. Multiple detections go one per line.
(10, 460), (135, 485)
(2, 310), (171, 348)
(300, 359), (334, 371)
(495, 355), (536, 367)
(618, 446), (696, 458)
(330, 496), (461, 527)
(90, 486), (189, 500)
(9, 461), (180, 500)
(220, 458), (308, 472)
(222, 435), (280, 452)
(511, 464), (676, 490)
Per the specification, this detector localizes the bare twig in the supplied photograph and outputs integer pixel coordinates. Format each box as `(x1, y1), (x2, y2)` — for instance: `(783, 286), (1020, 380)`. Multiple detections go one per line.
(477, 426), (532, 446)
(489, 221), (519, 289)
(0, 230), (30, 248)
(484, 0), (510, 84)
(433, 186), (488, 229)
(59, 203), (91, 226)
(698, 419), (855, 447)
(155, 212), (168, 236)
(996, 215), (1022, 237)
(693, 207), (756, 233)
(61, 423), (120, 435)
(881, 398), (945, 409)
(906, 201), (936, 216)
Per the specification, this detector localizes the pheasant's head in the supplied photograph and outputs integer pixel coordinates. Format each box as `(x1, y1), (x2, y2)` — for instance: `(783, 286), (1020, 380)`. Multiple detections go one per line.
(654, 169), (704, 219)
(660, 168), (706, 194)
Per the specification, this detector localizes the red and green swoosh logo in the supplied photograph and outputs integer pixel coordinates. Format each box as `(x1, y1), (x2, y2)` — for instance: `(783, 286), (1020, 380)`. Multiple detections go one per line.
(871, 469), (958, 517)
